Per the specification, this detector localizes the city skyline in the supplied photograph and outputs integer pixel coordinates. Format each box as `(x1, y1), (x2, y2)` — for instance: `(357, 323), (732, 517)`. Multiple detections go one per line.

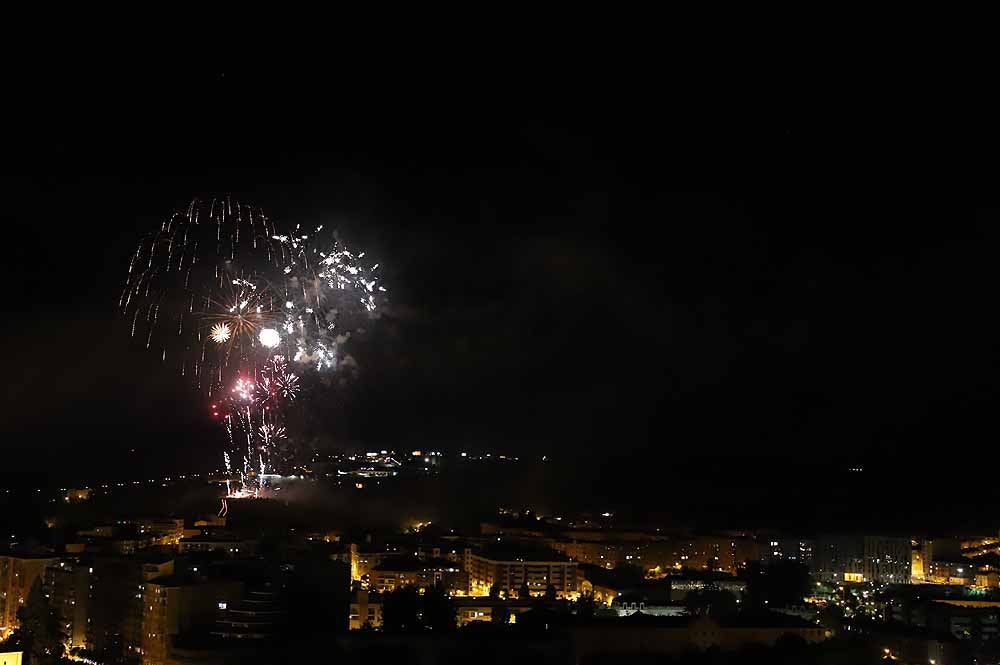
(3, 56), (1000, 665)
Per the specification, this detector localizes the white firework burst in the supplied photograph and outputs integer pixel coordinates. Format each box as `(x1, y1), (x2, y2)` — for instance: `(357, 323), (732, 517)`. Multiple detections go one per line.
(210, 322), (232, 344)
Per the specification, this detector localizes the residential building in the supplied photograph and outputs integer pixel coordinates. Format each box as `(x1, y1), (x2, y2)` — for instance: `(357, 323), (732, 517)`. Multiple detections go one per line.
(370, 558), (468, 594)
(961, 534), (1000, 557)
(927, 560), (974, 586)
(87, 554), (173, 660)
(452, 597), (540, 626)
(639, 536), (759, 575)
(911, 539), (931, 582)
(43, 559), (92, 649)
(414, 544), (474, 572)
(349, 589), (381, 630)
(140, 575), (242, 665)
(896, 598), (1000, 642)
(356, 550), (395, 579)
(550, 539), (628, 569)
(758, 537), (813, 567)
(864, 536), (911, 585)
(815, 535), (910, 584)
(467, 546), (578, 598)
(177, 533), (257, 558)
(213, 585), (286, 641)
(976, 571), (999, 589)
(0, 554), (59, 637)
(131, 518), (188, 546)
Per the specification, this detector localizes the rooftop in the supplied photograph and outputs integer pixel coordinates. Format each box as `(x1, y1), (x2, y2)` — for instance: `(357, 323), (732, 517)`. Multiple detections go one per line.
(372, 557), (460, 573)
(146, 573), (208, 587)
(477, 545), (570, 563)
(181, 533), (246, 544)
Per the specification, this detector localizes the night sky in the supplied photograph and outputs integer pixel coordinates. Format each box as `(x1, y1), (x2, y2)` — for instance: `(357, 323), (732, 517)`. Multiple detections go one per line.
(5, 65), (1000, 486)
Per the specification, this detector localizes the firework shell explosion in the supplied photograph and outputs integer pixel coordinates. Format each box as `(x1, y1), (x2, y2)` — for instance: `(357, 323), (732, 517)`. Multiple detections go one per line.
(123, 196), (385, 495)
(121, 196), (385, 392)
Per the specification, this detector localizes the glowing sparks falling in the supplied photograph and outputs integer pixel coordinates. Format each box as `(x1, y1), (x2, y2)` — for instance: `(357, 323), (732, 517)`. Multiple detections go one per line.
(215, 358), (298, 496)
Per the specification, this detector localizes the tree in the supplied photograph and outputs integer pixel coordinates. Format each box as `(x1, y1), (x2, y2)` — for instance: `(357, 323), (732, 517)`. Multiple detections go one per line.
(544, 584), (557, 601)
(488, 583), (500, 599)
(15, 578), (65, 665)
(422, 585), (456, 632)
(381, 586), (420, 632)
(490, 603), (510, 625)
(575, 592), (596, 620)
(685, 589), (738, 616)
(816, 604), (843, 636)
(518, 582), (531, 599)
(381, 585), (456, 632)
(610, 564), (646, 587)
(744, 560), (811, 608)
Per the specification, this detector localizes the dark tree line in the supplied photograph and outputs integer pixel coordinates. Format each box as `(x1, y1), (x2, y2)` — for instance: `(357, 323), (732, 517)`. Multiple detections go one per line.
(380, 585), (457, 632)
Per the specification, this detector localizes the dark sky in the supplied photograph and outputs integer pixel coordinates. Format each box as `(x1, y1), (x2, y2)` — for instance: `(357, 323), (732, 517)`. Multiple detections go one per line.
(4, 63), (1000, 482)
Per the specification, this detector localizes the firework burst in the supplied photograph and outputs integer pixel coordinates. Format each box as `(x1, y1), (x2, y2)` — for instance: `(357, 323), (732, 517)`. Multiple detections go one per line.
(212, 357), (302, 494)
(124, 197), (387, 496)
(210, 323), (232, 344)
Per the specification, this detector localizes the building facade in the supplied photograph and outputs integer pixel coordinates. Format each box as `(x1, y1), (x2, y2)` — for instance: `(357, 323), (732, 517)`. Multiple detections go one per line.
(140, 576), (242, 665)
(88, 555), (174, 660)
(759, 537), (814, 568)
(467, 550), (578, 598)
(926, 560), (974, 586)
(43, 560), (92, 648)
(910, 539), (931, 582)
(815, 535), (910, 584)
(349, 589), (382, 630)
(863, 536), (911, 585)
(0, 555), (59, 637)
(370, 559), (468, 594)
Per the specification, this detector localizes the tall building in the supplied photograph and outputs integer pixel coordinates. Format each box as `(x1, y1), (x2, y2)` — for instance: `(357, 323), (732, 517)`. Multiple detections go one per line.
(580, 536), (761, 575)
(758, 537), (814, 568)
(550, 539), (628, 569)
(415, 544), (475, 573)
(177, 533), (257, 557)
(349, 589), (382, 630)
(213, 585), (287, 641)
(140, 575), (242, 665)
(863, 537), (911, 585)
(131, 518), (188, 546)
(370, 557), (468, 594)
(467, 546), (578, 598)
(815, 535), (910, 584)
(43, 559), (93, 649)
(910, 539), (931, 582)
(87, 555), (174, 660)
(0, 555), (59, 637)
